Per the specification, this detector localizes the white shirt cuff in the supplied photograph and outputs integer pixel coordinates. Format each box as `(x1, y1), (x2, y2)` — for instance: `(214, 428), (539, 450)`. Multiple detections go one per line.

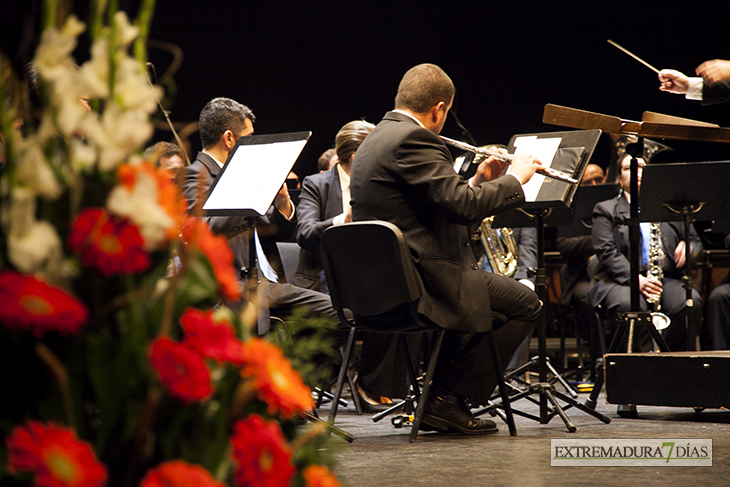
(332, 213), (347, 226)
(686, 77), (704, 101)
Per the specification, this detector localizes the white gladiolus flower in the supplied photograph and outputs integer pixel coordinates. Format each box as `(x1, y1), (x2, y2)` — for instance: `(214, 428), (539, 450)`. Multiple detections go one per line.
(16, 137), (63, 199)
(8, 220), (64, 275)
(107, 169), (174, 250)
(113, 11), (140, 47)
(115, 57), (161, 112)
(4, 188), (64, 275)
(79, 39), (111, 99)
(68, 139), (98, 172)
(33, 16), (85, 82)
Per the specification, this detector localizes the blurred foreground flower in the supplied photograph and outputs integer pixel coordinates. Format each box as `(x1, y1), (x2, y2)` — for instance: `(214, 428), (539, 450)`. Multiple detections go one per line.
(240, 338), (315, 419)
(149, 336), (213, 402)
(303, 464), (342, 487)
(230, 415), (294, 487)
(180, 307), (245, 365)
(139, 460), (225, 487)
(0, 270), (88, 337)
(6, 421), (108, 487)
(68, 208), (150, 276)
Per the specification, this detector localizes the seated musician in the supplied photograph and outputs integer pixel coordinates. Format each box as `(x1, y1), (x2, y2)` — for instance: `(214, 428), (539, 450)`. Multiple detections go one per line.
(587, 155), (703, 353)
(350, 63), (544, 435)
(295, 120), (415, 412)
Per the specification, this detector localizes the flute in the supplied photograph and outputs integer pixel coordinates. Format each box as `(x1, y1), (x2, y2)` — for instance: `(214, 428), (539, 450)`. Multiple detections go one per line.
(440, 135), (578, 185)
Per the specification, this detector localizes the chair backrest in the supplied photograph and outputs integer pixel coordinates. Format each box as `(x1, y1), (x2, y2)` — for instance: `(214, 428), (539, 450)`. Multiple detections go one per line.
(275, 241), (300, 284)
(321, 221), (422, 319)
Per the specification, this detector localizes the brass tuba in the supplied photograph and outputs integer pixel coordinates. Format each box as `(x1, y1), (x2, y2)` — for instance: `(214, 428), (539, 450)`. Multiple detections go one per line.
(454, 148), (519, 278)
(608, 134), (672, 183)
(480, 216), (519, 277)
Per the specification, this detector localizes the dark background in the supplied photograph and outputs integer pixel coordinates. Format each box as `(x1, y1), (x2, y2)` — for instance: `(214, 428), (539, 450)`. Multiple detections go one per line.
(4, 0), (730, 177)
(145, 0), (730, 178)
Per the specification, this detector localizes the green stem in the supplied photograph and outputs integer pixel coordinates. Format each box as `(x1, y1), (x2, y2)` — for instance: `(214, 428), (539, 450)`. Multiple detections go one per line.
(89, 0), (108, 41)
(133, 0), (157, 65)
(42, 0), (58, 30)
(0, 54), (18, 189)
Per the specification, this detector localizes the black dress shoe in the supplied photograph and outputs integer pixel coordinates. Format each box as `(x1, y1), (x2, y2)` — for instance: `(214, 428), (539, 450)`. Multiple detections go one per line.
(421, 393), (498, 435)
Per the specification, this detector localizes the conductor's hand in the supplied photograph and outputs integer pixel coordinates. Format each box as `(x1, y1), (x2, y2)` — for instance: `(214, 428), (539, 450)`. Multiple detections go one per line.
(696, 59), (730, 84)
(470, 147), (509, 186)
(658, 69), (690, 94)
(508, 153), (545, 185)
(274, 183), (294, 219)
(639, 274), (663, 301)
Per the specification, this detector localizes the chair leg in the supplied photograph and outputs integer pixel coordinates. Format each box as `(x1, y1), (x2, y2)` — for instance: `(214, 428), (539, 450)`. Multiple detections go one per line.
(328, 326), (357, 425)
(486, 328), (517, 436)
(409, 329), (446, 443)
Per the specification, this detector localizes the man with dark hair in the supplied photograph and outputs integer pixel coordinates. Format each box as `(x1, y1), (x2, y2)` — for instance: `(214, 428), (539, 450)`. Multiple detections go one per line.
(179, 97), (338, 334)
(350, 64), (544, 434)
(144, 141), (186, 179)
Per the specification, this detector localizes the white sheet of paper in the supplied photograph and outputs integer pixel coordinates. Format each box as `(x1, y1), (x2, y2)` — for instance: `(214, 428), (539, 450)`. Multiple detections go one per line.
(203, 139), (307, 215)
(513, 136), (561, 202)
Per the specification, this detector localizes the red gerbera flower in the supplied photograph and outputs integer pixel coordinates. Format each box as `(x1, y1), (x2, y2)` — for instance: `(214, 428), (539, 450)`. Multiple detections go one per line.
(181, 217), (241, 302)
(303, 465), (342, 487)
(6, 421), (108, 487)
(140, 460), (225, 487)
(240, 338), (314, 419)
(68, 208), (150, 276)
(149, 337), (212, 402)
(230, 414), (294, 487)
(0, 271), (88, 337)
(180, 308), (244, 365)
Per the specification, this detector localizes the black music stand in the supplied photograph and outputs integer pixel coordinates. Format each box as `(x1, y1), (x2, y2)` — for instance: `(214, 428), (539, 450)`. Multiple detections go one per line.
(477, 130), (611, 432)
(203, 132), (354, 442)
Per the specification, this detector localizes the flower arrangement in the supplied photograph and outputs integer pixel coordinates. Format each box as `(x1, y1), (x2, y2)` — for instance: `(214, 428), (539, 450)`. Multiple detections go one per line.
(0, 1), (341, 486)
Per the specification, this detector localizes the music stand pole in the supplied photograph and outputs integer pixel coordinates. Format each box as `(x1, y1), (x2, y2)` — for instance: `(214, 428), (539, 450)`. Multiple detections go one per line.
(585, 141), (671, 410)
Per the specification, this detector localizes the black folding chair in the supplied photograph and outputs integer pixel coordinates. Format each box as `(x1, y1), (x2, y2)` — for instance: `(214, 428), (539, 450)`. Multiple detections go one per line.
(320, 220), (517, 442)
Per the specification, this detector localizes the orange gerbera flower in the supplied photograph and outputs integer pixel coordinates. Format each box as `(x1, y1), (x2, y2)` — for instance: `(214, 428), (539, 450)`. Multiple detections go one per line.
(181, 217), (241, 301)
(117, 161), (187, 238)
(180, 308), (244, 365)
(230, 414), (294, 487)
(6, 421), (108, 487)
(303, 465), (342, 487)
(140, 460), (225, 487)
(0, 271), (88, 337)
(68, 208), (150, 276)
(240, 338), (314, 419)
(149, 337), (212, 402)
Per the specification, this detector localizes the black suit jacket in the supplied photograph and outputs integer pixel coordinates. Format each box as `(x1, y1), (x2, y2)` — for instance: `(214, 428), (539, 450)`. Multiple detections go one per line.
(294, 165), (345, 290)
(703, 80), (730, 105)
(350, 111), (525, 333)
(587, 194), (702, 308)
(178, 151), (294, 281)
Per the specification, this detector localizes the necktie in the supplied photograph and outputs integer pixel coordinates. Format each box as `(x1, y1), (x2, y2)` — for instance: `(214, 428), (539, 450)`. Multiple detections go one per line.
(639, 222), (651, 268)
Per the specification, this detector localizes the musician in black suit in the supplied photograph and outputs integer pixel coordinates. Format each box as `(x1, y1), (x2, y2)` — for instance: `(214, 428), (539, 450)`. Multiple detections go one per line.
(178, 97), (338, 335)
(295, 119), (414, 410)
(350, 63), (544, 434)
(588, 155), (703, 352)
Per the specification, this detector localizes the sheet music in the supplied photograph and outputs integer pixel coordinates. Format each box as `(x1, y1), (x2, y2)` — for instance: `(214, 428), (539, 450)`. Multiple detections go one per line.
(513, 136), (561, 202)
(203, 139), (308, 215)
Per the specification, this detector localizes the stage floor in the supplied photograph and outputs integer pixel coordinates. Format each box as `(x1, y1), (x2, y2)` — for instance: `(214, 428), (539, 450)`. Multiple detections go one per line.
(320, 389), (730, 486)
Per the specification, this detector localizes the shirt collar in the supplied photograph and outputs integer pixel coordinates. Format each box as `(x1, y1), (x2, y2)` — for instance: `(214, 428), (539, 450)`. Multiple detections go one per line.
(393, 109), (426, 129)
(336, 163), (350, 189)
